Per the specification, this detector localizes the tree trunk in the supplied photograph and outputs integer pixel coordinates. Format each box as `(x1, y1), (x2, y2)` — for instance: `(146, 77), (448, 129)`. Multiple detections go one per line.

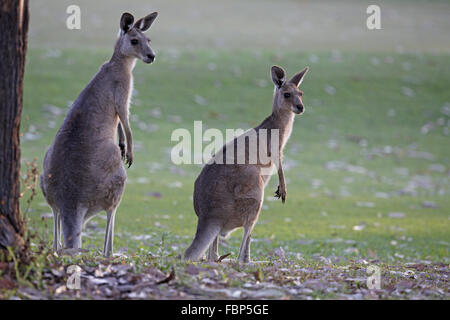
(0, 0), (29, 259)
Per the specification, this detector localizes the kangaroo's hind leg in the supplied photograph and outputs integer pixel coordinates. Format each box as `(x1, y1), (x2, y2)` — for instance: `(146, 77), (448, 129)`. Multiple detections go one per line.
(103, 206), (118, 257)
(52, 207), (62, 251)
(207, 236), (219, 261)
(237, 223), (256, 263)
(61, 206), (86, 249)
(237, 198), (262, 263)
(184, 218), (221, 261)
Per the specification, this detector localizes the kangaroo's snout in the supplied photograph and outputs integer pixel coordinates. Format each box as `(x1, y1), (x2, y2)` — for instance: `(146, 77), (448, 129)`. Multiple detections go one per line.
(294, 104), (304, 114)
(145, 53), (155, 63)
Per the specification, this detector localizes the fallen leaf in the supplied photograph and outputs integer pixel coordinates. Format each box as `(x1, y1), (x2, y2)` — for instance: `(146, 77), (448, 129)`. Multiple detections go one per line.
(252, 269), (264, 282)
(0, 275), (15, 290)
(156, 268), (175, 285)
(54, 285), (67, 295)
(217, 253), (231, 263)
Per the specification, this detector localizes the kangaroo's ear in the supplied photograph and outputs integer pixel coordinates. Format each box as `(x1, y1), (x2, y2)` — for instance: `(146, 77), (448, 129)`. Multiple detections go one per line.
(271, 66), (286, 88)
(288, 67), (309, 87)
(120, 12), (134, 33)
(135, 12), (158, 32)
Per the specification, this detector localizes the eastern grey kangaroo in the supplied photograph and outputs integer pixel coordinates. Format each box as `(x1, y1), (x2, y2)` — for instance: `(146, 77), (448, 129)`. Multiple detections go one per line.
(184, 65), (309, 262)
(40, 12), (158, 256)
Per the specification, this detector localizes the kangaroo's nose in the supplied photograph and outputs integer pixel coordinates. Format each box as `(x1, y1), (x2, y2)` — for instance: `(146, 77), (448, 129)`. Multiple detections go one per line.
(147, 54), (155, 62)
(296, 105), (304, 113)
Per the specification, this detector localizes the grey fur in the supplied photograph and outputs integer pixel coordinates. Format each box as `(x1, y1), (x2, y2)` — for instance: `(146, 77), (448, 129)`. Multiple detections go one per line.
(40, 12), (158, 256)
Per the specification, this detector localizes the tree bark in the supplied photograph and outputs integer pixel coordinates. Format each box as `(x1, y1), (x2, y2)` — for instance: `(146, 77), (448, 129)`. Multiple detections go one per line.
(0, 0), (29, 258)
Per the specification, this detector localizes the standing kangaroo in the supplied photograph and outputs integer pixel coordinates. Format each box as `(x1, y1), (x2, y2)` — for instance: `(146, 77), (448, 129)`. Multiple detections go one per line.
(40, 12), (158, 256)
(184, 65), (309, 262)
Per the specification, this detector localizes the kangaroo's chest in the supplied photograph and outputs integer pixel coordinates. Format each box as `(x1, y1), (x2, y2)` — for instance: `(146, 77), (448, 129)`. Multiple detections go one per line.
(125, 76), (133, 109)
(280, 124), (293, 150)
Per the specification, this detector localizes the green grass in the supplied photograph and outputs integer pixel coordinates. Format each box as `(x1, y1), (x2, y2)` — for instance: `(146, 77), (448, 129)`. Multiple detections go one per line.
(21, 48), (450, 265)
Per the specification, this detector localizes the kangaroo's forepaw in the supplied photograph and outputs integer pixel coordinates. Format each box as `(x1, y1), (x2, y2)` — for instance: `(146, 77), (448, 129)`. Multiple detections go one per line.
(275, 185), (286, 203)
(119, 143), (126, 160)
(126, 151), (133, 168)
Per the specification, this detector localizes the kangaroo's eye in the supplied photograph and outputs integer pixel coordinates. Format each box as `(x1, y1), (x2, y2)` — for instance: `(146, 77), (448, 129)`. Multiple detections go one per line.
(131, 39), (139, 45)
(283, 93), (291, 98)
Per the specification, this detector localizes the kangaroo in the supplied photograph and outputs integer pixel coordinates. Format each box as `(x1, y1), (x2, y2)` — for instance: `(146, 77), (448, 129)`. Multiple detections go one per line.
(40, 12), (158, 256)
(184, 65), (309, 262)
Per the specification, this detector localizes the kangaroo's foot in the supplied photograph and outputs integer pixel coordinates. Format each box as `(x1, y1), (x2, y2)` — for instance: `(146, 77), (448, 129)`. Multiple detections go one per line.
(238, 257), (251, 263)
(237, 228), (253, 264)
(207, 236), (219, 261)
(103, 208), (117, 257)
(237, 252), (251, 263)
(207, 251), (219, 262)
(184, 223), (221, 261)
(58, 247), (87, 256)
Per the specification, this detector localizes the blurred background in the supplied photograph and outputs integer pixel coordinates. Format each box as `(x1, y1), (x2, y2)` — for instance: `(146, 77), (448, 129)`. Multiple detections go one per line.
(22, 0), (449, 264)
(29, 0), (450, 52)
